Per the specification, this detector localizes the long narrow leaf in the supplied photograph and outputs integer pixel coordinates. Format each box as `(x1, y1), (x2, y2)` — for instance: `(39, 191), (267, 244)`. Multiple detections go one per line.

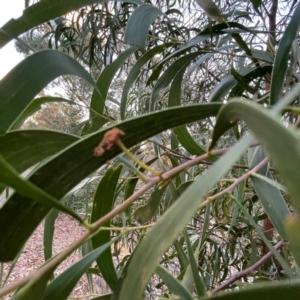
(0, 50), (99, 135)
(91, 165), (123, 290)
(0, 0), (142, 48)
(43, 235), (123, 300)
(112, 134), (254, 300)
(0, 104), (221, 262)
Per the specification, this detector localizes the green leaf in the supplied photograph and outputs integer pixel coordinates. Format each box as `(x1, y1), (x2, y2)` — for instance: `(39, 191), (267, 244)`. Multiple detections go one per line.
(251, 49), (274, 63)
(250, 0), (262, 12)
(124, 4), (164, 49)
(44, 208), (59, 263)
(0, 103), (221, 262)
(210, 99), (300, 215)
(0, 155), (84, 224)
(248, 146), (290, 239)
(112, 134), (253, 300)
(134, 184), (166, 224)
(0, 50), (98, 135)
(43, 235), (123, 300)
(0, 0), (142, 48)
(184, 232), (206, 296)
(151, 53), (196, 110)
(209, 66), (272, 102)
(174, 126), (206, 156)
(168, 55), (206, 155)
(91, 165), (123, 290)
(0, 130), (78, 194)
(92, 295), (112, 300)
(85, 46), (138, 134)
(10, 269), (53, 300)
(173, 240), (189, 271)
(284, 216), (300, 267)
(209, 68), (255, 102)
(81, 116), (109, 136)
(155, 265), (193, 300)
(195, 0), (227, 24)
(121, 43), (173, 119)
(156, 22), (251, 70)
(270, 3), (300, 105)
(204, 280), (300, 300)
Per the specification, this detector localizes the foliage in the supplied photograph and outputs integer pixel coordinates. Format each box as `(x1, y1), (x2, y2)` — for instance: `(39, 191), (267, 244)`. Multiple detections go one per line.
(0, 0), (300, 299)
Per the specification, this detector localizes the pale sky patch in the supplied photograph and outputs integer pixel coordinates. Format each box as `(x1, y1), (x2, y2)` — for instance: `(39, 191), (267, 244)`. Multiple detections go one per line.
(0, 1), (25, 79)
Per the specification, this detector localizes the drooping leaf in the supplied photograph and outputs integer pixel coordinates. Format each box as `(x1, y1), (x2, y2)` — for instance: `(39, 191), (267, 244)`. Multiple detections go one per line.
(248, 146), (290, 240)
(91, 165), (123, 290)
(44, 208), (59, 263)
(210, 99), (300, 216)
(0, 104), (221, 262)
(0, 50), (99, 135)
(84, 46), (138, 134)
(112, 134), (254, 300)
(195, 0), (227, 24)
(184, 232), (206, 296)
(0, 0), (142, 48)
(134, 184), (166, 224)
(250, 0), (262, 12)
(209, 66), (272, 102)
(151, 53), (196, 110)
(270, 3), (300, 105)
(121, 43), (173, 119)
(155, 265), (193, 300)
(124, 4), (164, 49)
(204, 280), (300, 300)
(168, 55), (206, 155)
(0, 155), (84, 224)
(0, 130), (78, 194)
(43, 235), (123, 300)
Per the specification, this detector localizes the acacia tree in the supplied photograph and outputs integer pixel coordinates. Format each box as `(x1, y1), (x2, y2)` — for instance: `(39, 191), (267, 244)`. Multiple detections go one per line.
(0, 0), (300, 299)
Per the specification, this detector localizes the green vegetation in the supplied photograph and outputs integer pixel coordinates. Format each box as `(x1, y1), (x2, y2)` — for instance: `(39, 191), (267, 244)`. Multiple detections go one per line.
(1, 0), (300, 299)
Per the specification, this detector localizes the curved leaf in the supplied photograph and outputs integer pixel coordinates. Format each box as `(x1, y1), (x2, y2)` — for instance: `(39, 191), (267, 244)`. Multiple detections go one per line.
(121, 43), (173, 119)
(0, 50), (98, 135)
(168, 57), (207, 155)
(248, 146), (290, 240)
(0, 130), (78, 173)
(0, 0), (142, 48)
(134, 184), (166, 224)
(44, 208), (59, 264)
(91, 165), (123, 290)
(270, 3), (300, 105)
(155, 265), (193, 300)
(151, 53), (196, 110)
(0, 156), (83, 223)
(205, 280), (300, 300)
(124, 4), (164, 49)
(0, 103), (221, 262)
(85, 46), (138, 134)
(210, 99), (300, 215)
(43, 235), (123, 300)
(112, 134), (253, 300)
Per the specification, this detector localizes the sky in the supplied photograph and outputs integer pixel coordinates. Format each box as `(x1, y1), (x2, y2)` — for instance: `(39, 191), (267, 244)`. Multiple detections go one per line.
(0, 1), (25, 79)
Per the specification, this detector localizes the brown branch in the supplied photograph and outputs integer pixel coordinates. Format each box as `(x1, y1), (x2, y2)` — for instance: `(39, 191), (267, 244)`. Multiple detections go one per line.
(209, 240), (285, 295)
(269, 0), (278, 44)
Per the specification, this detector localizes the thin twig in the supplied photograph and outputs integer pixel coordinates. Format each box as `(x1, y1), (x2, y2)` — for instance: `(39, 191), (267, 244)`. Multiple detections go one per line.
(200, 157), (269, 208)
(209, 240), (286, 295)
(0, 144), (260, 297)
